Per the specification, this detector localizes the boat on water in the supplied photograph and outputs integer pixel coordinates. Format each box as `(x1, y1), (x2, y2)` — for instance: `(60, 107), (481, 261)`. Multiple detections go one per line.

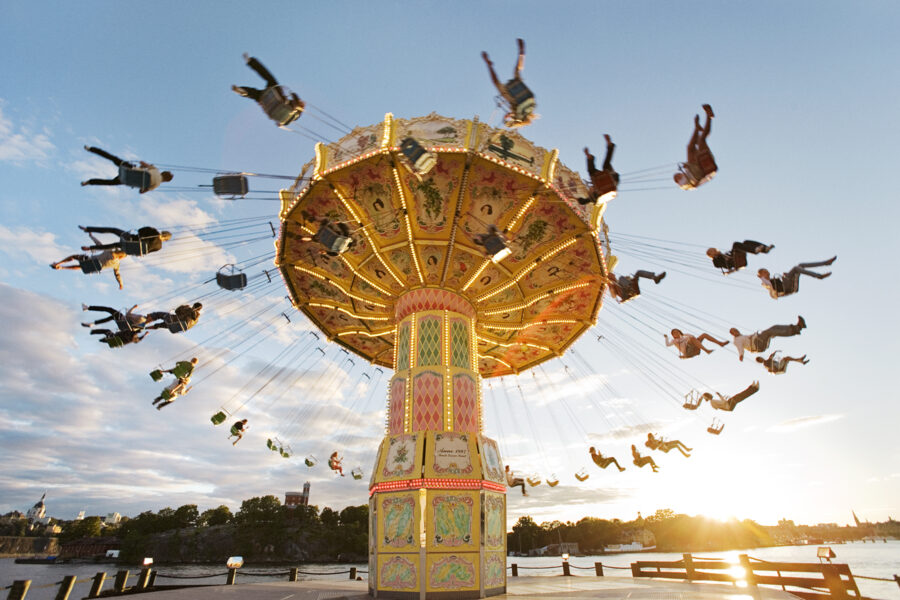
(601, 542), (657, 554)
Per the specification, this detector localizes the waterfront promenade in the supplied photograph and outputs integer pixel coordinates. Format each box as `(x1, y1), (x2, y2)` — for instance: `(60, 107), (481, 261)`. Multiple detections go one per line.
(132, 576), (798, 599)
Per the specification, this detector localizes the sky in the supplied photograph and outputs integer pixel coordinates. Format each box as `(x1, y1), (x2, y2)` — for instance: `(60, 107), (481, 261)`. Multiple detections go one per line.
(1, 1), (898, 529)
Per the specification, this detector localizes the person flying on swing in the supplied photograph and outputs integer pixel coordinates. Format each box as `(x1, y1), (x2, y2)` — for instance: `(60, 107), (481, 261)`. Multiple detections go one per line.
(707, 240), (774, 274)
(674, 104), (717, 190)
(482, 38), (536, 128)
(505, 465), (528, 495)
(607, 269), (665, 303)
(81, 146), (173, 193)
(665, 328), (728, 358)
(151, 357), (199, 382)
(152, 375), (193, 410)
(82, 304), (147, 330)
(329, 451), (345, 476)
(631, 445), (659, 472)
(757, 256), (836, 299)
(51, 244), (126, 289)
(145, 303), (203, 334)
(589, 447), (626, 472)
(703, 381), (760, 412)
(229, 419), (248, 445)
(79, 225), (172, 256)
(730, 317), (806, 361)
(90, 325), (148, 349)
(232, 54), (305, 125)
(756, 351), (809, 374)
(645, 433), (692, 458)
(579, 135), (619, 205)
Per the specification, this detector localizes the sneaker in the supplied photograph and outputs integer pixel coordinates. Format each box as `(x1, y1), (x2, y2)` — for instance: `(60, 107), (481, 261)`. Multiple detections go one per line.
(80, 181), (88, 186)
(763, 244), (775, 252)
(797, 315), (806, 329)
(703, 103), (715, 118)
(82, 303), (89, 311)
(231, 85), (249, 97)
(49, 263), (57, 269)
(242, 52), (250, 63)
(654, 272), (666, 284)
(825, 255), (837, 265)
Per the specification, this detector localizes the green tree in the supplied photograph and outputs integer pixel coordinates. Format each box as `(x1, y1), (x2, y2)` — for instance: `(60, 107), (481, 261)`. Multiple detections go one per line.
(173, 504), (199, 529)
(199, 505), (232, 527)
(320, 507), (339, 529)
(60, 516), (102, 541)
(235, 496), (283, 526)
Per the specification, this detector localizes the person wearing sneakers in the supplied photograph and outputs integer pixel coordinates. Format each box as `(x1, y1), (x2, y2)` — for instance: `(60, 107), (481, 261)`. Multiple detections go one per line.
(756, 351), (809, 375)
(706, 240), (774, 274)
(674, 103), (717, 190)
(579, 135), (619, 204)
(758, 256), (836, 299)
(730, 317), (806, 361)
(607, 270), (665, 303)
(665, 328), (728, 359)
(589, 447), (626, 472)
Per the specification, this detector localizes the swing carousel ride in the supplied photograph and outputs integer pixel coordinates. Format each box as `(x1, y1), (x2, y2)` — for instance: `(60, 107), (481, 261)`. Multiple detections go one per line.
(275, 112), (609, 596)
(55, 46), (834, 600)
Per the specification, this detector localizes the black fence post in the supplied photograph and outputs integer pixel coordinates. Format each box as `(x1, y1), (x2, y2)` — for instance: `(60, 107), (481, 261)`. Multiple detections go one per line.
(682, 553), (695, 581)
(511, 563), (518, 577)
(54, 575), (77, 600)
(562, 561), (571, 576)
(349, 567), (357, 580)
(594, 562), (604, 576)
(226, 567), (237, 585)
(148, 570), (157, 587)
(136, 568), (151, 590)
(113, 570), (129, 593)
(88, 572), (106, 598)
(289, 567), (299, 582)
(894, 574), (900, 590)
(8, 580), (31, 600)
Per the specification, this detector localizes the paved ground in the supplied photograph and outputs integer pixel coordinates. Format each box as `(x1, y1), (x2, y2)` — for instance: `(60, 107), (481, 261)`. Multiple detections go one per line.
(139, 575), (798, 599)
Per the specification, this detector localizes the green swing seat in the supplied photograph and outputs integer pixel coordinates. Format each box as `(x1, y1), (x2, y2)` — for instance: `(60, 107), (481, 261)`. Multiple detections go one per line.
(210, 411), (227, 426)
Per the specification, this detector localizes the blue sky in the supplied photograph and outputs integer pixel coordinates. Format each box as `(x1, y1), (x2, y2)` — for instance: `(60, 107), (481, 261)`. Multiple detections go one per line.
(1, 1), (898, 528)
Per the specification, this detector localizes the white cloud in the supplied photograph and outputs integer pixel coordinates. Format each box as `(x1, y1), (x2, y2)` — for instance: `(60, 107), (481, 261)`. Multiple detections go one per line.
(768, 414), (844, 433)
(0, 106), (54, 162)
(0, 225), (67, 264)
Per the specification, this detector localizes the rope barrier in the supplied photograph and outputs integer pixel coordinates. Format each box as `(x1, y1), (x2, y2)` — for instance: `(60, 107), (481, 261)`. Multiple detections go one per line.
(853, 574), (897, 582)
(295, 569), (354, 575)
(239, 571), (292, 577)
(154, 572), (228, 579)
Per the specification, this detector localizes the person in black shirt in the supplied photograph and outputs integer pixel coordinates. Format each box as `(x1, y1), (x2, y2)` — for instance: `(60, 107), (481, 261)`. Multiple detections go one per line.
(706, 240), (773, 274)
(79, 225), (172, 256)
(145, 303), (203, 333)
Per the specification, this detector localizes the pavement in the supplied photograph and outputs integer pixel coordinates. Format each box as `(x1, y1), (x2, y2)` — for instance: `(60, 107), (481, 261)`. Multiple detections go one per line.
(139, 574), (799, 599)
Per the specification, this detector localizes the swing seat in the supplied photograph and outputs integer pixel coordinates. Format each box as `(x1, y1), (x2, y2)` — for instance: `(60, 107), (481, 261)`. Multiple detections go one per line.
(150, 369), (164, 382)
(79, 258), (104, 274)
(160, 388), (174, 401)
(119, 166), (152, 192)
(351, 468), (364, 480)
(212, 174), (249, 198)
(546, 476), (559, 487)
(304, 456), (318, 467)
(399, 137), (436, 175)
(590, 170), (618, 202)
(574, 469), (590, 482)
(697, 149), (718, 177)
(505, 79), (535, 119)
(267, 438), (275, 450)
(280, 448), (291, 458)
(683, 390), (702, 410)
(526, 476), (542, 487)
(260, 86), (303, 127)
(314, 226), (352, 255)
(121, 238), (145, 257)
(210, 411), (227, 426)
(216, 265), (248, 291)
(707, 422), (725, 435)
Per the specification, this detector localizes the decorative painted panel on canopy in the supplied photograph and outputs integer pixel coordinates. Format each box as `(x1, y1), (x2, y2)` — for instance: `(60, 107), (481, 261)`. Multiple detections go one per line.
(277, 113), (611, 376)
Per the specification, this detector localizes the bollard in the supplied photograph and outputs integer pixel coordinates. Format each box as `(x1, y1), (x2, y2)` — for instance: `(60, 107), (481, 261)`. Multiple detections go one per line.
(289, 567), (299, 582)
(88, 572), (106, 598)
(682, 553), (695, 581)
(148, 571), (157, 587)
(594, 562), (604, 577)
(113, 570), (129, 593)
(894, 574), (899, 590)
(511, 563), (518, 577)
(562, 561), (571, 576)
(226, 567), (237, 585)
(738, 554), (760, 599)
(55, 575), (77, 600)
(8, 580), (31, 600)
(136, 568), (151, 590)
(349, 567), (357, 580)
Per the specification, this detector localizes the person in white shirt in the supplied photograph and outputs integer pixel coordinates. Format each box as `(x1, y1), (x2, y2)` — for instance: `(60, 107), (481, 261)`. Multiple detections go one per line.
(730, 316), (806, 361)
(756, 351), (808, 374)
(665, 328), (728, 359)
(81, 146), (172, 193)
(704, 381), (760, 412)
